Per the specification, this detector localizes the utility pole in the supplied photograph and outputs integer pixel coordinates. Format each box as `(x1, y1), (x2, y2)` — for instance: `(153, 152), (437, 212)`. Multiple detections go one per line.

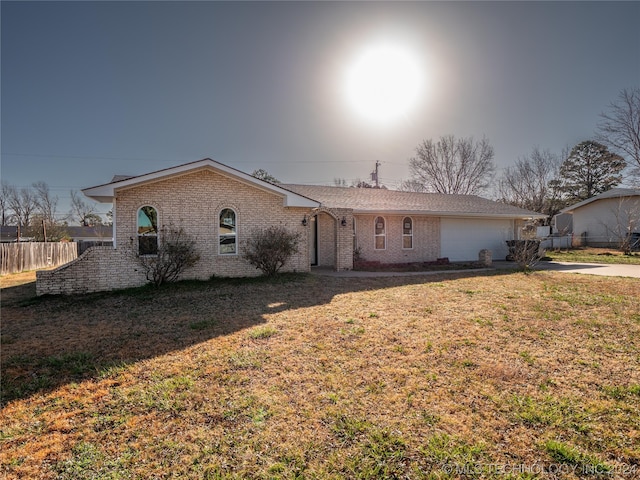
(370, 161), (381, 188)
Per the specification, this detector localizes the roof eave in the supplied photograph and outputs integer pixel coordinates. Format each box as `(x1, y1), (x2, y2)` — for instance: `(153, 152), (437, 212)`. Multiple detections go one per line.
(560, 189), (640, 213)
(351, 209), (546, 219)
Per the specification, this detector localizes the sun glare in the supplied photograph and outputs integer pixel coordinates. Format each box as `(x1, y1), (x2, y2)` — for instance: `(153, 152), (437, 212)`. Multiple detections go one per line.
(344, 43), (424, 125)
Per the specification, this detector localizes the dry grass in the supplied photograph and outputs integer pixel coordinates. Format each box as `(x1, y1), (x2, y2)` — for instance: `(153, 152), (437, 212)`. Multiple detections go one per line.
(1, 269), (639, 479)
(545, 247), (640, 265)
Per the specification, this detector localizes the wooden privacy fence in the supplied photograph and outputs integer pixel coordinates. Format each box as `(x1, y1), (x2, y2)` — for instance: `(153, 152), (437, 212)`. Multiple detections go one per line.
(0, 242), (78, 275)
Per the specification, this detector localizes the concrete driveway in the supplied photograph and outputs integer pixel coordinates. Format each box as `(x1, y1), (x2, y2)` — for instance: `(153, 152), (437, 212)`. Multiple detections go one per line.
(533, 261), (640, 278)
(314, 262), (640, 279)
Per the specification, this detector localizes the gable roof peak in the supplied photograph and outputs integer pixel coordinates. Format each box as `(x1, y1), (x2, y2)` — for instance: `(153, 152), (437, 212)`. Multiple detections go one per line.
(83, 158), (319, 208)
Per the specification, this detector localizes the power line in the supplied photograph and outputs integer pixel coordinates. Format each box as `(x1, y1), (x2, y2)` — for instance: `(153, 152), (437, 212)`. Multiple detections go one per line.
(2, 152), (379, 165)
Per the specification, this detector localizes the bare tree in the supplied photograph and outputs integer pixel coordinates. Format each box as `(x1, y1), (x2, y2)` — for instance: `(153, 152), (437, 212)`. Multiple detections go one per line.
(497, 147), (563, 219)
(29, 213), (69, 242)
(7, 185), (37, 231)
(0, 181), (13, 225)
(251, 169), (280, 184)
(32, 181), (59, 226)
(70, 190), (101, 226)
(600, 196), (640, 254)
(399, 179), (428, 193)
(597, 87), (640, 180)
(406, 135), (496, 195)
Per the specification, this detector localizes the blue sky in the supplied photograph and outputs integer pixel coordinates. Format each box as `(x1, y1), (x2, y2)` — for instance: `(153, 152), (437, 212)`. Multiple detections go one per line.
(2, 1), (639, 219)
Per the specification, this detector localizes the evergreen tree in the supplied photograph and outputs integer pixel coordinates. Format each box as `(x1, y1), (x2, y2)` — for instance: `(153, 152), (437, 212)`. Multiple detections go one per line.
(556, 141), (626, 202)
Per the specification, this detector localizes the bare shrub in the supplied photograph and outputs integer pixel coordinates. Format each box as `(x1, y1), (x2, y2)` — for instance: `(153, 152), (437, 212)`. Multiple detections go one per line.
(243, 226), (301, 277)
(137, 226), (200, 287)
(600, 196), (640, 254)
(506, 239), (543, 272)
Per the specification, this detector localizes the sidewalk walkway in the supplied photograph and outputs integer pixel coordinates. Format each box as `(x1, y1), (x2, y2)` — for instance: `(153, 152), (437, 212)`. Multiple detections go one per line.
(533, 261), (640, 278)
(311, 266), (492, 278)
(312, 261), (640, 279)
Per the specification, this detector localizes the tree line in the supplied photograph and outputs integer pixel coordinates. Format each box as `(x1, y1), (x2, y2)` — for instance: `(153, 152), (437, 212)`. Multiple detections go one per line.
(0, 181), (110, 241)
(4, 87), (637, 238)
(401, 87), (639, 221)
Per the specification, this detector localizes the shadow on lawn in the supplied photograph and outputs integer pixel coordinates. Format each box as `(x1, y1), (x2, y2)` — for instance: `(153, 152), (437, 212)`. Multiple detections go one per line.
(1, 269), (507, 404)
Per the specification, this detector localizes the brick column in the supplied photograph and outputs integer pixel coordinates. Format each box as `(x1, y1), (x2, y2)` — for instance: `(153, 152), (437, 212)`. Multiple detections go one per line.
(332, 208), (354, 271)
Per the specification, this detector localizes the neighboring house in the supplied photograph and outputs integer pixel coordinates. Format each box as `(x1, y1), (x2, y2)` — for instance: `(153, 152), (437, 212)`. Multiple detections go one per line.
(36, 158), (544, 295)
(0, 225), (37, 242)
(551, 212), (573, 236)
(560, 188), (640, 248)
(1, 226), (19, 242)
(65, 225), (113, 243)
(66, 225), (114, 255)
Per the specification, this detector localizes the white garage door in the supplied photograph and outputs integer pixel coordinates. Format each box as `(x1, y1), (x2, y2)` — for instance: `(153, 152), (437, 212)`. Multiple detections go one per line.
(441, 218), (514, 261)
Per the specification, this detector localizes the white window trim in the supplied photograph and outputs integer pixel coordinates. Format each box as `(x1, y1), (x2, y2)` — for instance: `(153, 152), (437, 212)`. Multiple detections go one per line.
(137, 204), (159, 256)
(218, 207), (238, 256)
(112, 198), (117, 249)
(374, 216), (386, 250)
(402, 216), (414, 250)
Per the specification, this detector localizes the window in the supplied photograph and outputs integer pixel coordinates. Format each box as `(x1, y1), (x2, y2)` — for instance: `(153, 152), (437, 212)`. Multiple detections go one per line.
(402, 217), (413, 249)
(374, 216), (386, 250)
(137, 206), (158, 255)
(219, 208), (237, 254)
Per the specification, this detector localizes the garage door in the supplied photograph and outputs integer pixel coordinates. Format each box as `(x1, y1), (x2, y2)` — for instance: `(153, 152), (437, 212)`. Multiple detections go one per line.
(441, 218), (513, 262)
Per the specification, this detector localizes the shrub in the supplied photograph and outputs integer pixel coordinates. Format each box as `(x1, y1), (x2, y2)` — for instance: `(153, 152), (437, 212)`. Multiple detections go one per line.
(137, 226), (200, 287)
(506, 239), (542, 272)
(243, 225), (301, 277)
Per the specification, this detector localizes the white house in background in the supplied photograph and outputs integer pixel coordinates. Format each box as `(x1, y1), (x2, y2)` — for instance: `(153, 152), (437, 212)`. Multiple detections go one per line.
(560, 188), (640, 248)
(36, 158), (545, 295)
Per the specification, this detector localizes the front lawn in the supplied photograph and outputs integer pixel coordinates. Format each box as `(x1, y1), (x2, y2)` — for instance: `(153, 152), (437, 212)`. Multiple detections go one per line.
(1, 270), (639, 479)
(545, 247), (640, 265)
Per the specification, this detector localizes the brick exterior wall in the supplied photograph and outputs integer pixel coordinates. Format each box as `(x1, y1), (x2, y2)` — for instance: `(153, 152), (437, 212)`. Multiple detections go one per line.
(37, 169), (311, 295)
(315, 208), (354, 271)
(36, 165), (525, 295)
(354, 214), (441, 263)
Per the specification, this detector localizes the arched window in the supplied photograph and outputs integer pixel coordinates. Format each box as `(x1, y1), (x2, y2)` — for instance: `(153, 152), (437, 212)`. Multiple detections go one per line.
(402, 217), (413, 249)
(219, 208), (237, 255)
(374, 216), (386, 250)
(137, 205), (158, 255)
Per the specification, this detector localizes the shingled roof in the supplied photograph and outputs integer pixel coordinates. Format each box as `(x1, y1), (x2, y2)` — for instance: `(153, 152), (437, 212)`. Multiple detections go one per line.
(560, 187), (640, 213)
(281, 184), (545, 219)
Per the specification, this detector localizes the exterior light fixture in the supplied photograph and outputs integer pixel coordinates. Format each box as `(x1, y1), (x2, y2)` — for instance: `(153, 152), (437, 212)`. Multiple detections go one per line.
(341, 217), (347, 227)
(302, 215), (308, 226)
